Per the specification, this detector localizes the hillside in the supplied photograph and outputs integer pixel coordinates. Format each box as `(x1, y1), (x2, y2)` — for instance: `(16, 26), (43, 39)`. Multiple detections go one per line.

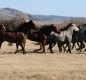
(0, 7), (85, 21)
(0, 8), (39, 21)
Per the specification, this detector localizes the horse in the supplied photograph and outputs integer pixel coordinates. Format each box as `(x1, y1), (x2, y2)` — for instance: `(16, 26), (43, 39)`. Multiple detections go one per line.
(7, 20), (38, 45)
(48, 23), (79, 53)
(74, 24), (86, 52)
(27, 24), (60, 54)
(0, 24), (28, 54)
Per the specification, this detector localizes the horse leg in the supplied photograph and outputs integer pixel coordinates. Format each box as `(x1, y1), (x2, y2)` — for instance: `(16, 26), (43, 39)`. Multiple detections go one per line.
(34, 43), (43, 52)
(49, 43), (54, 53)
(42, 43), (46, 54)
(72, 42), (76, 50)
(58, 43), (62, 52)
(20, 42), (26, 54)
(38, 43), (42, 51)
(14, 43), (19, 54)
(42, 38), (47, 54)
(67, 42), (71, 53)
(41, 35), (47, 54)
(47, 42), (56, 50)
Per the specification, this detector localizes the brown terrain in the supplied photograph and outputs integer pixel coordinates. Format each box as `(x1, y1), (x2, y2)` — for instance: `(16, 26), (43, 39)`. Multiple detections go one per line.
(0, 40), (86, 80)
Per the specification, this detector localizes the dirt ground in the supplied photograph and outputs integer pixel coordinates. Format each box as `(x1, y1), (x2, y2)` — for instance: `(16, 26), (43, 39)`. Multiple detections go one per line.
(0, 40), (86, 80)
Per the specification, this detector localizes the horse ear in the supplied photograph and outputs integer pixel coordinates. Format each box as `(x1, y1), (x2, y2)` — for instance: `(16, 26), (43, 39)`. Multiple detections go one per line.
(70, 23), (73, 25)
(29, 20), (32, 22)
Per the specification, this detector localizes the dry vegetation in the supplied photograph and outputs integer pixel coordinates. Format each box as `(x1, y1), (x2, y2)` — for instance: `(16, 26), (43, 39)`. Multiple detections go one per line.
(0, 19), (86, 80)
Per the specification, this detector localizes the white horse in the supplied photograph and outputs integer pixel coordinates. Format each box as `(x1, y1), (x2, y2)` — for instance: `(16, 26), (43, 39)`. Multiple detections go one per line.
(48, 23), (79, 53)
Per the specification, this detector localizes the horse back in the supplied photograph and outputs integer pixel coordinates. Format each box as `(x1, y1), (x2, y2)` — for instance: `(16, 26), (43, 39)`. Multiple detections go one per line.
(4, 32), (26, 43)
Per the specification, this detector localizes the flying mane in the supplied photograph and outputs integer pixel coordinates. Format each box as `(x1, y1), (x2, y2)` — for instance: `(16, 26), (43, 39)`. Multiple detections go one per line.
(60, 23), (73, 31)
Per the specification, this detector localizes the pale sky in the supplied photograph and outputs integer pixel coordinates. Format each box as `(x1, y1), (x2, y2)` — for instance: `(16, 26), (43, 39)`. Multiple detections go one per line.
(0, 0), (86, 17)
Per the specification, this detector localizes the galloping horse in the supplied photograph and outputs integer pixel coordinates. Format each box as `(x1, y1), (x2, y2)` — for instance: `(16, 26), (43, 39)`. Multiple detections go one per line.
(75, 24), (86, 52)
(0, 24), (28, 54)
(7, 20), (39, 52)
(24, 24), (60, 54)
(48, 23), (79, 53)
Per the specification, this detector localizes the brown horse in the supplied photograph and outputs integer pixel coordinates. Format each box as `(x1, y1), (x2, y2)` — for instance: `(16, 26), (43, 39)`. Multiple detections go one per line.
(0, 24), (28, 54)
(8, 20), (38, 45)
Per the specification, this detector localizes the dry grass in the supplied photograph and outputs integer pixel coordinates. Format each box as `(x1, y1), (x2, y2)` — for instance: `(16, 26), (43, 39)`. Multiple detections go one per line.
(0, 40), (86, 80)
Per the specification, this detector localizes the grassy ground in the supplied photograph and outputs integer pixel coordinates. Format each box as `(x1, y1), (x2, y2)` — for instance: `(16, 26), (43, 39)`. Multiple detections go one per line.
(0, 40), (86, 80)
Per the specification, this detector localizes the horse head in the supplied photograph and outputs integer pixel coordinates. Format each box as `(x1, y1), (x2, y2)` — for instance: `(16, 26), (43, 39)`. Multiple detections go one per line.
(50, 24), (60, 34)
(71, 23), (79, 32)
(27, 20), (38, 30)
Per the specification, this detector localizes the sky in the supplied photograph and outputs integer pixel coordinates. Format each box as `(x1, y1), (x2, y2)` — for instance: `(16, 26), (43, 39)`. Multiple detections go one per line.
(0, 0), (86, 17)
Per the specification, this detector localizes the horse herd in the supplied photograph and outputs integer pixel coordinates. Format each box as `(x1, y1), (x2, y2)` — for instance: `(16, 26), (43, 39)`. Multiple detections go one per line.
(0, 20), (86, 54)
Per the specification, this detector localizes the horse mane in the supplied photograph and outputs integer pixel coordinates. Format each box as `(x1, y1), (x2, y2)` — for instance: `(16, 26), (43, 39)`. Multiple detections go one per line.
(60, 23), (73, 31)
(16, 20), (38, 32)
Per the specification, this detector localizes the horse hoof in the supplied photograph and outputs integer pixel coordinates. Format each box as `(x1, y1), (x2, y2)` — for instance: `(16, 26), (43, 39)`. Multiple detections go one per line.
(51, 52), (53, 53)
(14, 51), (17, 54)
(44, 52), (46, 54)
(23, 52), (26, 55)
(23, 53), (26, 55)
(43, 52), (46, 54)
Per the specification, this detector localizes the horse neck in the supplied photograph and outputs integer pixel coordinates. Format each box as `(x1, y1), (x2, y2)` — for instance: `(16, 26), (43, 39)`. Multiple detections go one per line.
(66, 26), (74, 34)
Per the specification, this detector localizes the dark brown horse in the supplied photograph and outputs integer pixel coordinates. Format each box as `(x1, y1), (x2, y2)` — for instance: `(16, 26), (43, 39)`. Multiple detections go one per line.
(8, 20), (60, 54)
(8, 20), (38, 45)
(0, 24), (28, 54)
(7, 20), (38, 53)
